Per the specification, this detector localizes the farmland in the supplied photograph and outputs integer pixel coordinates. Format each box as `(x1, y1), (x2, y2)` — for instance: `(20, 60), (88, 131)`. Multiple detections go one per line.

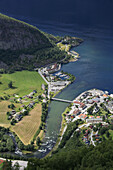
(0, 70), (46, 96)
(12, 104), (42, 145)
(0, 101), (10, 128)
(0, 70), (46, 146)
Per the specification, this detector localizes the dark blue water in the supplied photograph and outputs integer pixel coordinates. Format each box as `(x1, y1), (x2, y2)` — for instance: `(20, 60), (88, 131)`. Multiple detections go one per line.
(0, 0), (113, 158)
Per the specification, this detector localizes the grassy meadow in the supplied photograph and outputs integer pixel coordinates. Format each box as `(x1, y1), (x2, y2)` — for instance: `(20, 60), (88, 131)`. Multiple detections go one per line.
(0, 71), (46, 96)
(57, 42), (71, 52)
(12, 104), (42, 145)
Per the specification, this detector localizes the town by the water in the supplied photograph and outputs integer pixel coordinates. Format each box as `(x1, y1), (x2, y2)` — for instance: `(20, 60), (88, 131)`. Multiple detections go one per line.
(38, 63), (113, 149)
(0, 1), (113, 169)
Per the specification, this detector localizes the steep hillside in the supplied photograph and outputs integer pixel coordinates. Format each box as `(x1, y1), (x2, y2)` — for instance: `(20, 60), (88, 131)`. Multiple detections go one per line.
(0, 14), (81, 72)
(0, 14), (65, 72)
(0, 13), (51, 51)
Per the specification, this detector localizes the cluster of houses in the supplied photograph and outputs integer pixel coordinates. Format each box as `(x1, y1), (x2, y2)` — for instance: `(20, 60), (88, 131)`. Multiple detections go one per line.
(81, 125), (101, 145)
(10, 109), (24, 122)
(9, 100), (36, 123)
(41, 63), (61, 75)
(8, 86), (48, 124)
(82, 129), (90, 145)
(39, 64), (71, 95)
(17, 90), (37, 102)
(65, 89), (113, 124)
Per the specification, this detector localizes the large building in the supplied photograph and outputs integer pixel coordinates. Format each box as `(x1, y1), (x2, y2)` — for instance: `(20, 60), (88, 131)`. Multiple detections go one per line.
(86, 118), (102, 123)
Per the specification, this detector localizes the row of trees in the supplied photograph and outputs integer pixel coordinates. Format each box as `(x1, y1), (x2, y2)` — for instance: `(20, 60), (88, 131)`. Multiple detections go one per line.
(13, 133), (34, 151)
(0, 127), (15, 152)
(41, 103), (48, 124)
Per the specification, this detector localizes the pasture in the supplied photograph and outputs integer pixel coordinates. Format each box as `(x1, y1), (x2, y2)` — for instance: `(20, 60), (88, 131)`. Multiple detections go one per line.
(0, 70), (46, 96)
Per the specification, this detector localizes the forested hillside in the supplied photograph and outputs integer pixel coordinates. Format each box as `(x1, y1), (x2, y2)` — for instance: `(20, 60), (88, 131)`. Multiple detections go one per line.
(0, 13), (66, 72)
(26, 134), (113, 170)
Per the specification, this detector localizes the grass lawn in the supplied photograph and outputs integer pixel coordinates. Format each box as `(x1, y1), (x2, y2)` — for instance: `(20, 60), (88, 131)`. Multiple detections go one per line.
(12, 104), (42, 145)
(99, 108), (108, 115)
(0, 101), (10, 128)
(0, 70), (46, 96)
(57, 43), (71, 52)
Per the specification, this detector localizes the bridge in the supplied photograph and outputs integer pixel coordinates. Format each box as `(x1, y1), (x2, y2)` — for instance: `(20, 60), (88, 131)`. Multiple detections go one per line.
(51, 98), (73, 103)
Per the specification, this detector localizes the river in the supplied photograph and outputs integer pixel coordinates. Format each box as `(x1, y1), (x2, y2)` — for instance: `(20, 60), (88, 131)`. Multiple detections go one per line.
(0, 0), (113, 158)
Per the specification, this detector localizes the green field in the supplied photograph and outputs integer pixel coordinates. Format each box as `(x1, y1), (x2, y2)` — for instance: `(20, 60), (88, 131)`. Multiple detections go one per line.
(0, 71), (46, 96)
(57, 43), (71, 52)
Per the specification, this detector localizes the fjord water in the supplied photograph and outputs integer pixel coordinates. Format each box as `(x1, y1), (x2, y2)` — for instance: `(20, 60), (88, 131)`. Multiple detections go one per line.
(0, 0), (113, 157)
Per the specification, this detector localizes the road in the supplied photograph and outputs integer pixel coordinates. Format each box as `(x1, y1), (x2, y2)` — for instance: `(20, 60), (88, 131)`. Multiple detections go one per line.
(90, 130), (96, 146)
(59, 125), (67, 145)
(38, 69), (50, 98)
(7, 132), (22, 155)
(38, 69), (49, 85)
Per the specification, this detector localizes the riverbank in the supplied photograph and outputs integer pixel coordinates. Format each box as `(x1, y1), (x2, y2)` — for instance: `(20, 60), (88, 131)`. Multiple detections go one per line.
(0, 35), (82, 159)
(45, 88), (113, 156)
(32, 36), (82, 156)
(45, 107), (68, 157)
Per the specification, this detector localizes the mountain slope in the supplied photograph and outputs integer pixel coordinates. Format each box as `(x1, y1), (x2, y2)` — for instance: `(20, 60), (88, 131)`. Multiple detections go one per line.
(0, 13), (52, 51)
(0, 14), (67, 72)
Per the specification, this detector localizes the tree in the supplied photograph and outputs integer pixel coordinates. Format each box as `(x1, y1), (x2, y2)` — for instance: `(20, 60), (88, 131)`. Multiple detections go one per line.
(10, 119), (16, 125)
(102, 115), (105, 121)
(8, 81), (13, 88)
(10, 104), (15, 109)
(36, 137), (41, 146)
(7, 112), (10, 115)
(100, 127), (107, 135)
(106, 131), (110, 138)
(83, 129), (85, 134)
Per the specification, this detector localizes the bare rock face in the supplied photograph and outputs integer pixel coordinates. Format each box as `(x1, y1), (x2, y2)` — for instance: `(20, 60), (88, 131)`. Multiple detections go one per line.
(0, 14), (51, 51)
